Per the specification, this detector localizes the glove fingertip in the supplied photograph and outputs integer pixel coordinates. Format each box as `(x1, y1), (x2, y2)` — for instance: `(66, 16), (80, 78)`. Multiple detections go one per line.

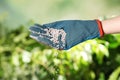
(29, 34), (38, 40)
(34, 23), (41, 26)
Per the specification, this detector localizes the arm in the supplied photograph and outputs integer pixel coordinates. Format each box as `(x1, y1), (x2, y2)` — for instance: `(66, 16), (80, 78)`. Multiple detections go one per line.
(29, 16), (120, 50)
(102, 16), (120, 34)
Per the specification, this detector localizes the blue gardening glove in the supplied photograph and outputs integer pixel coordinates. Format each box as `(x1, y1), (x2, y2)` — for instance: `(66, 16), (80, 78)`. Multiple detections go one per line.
(29, 20), (104, 50)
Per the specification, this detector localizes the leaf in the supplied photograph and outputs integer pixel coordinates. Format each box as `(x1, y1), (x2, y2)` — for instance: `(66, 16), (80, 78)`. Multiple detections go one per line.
(108, 67), (120, 80)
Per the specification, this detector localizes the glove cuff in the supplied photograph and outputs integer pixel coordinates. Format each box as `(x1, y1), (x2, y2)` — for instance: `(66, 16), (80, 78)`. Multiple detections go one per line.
(96, 20), (104, 37)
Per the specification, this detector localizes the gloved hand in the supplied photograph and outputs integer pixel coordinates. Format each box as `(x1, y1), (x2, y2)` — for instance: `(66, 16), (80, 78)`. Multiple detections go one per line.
(29, 20), (104, 50)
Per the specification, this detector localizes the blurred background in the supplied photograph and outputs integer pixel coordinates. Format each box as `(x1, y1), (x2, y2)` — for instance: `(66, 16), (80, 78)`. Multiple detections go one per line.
(0, 0), (120, 80)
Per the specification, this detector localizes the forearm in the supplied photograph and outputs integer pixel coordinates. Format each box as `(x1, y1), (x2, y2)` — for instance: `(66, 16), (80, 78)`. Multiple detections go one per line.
(102, 16), (120, 34)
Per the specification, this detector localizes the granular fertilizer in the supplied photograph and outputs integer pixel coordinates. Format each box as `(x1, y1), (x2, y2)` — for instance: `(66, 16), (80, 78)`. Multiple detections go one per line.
(42, 28), (66, 49)
(30, 27), (66, 49)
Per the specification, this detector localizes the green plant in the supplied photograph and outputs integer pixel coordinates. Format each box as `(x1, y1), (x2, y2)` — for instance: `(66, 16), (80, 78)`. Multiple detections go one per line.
(0, 24), (120, 80)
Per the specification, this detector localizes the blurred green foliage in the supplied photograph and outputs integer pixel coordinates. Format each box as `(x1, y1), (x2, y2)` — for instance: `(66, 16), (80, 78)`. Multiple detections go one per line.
(0, 0), (120, 29)
(0, 21), (120, 80)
